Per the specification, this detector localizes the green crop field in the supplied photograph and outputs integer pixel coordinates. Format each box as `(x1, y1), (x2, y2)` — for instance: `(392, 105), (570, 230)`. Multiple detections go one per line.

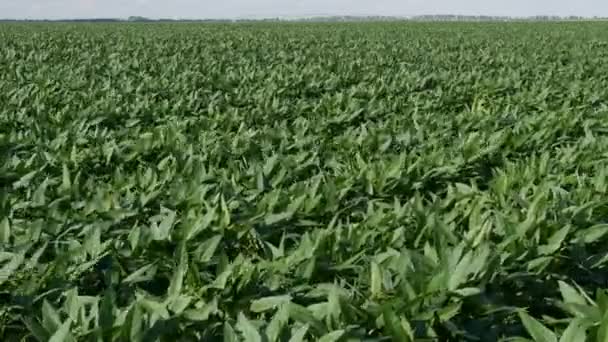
(2, 21), (608, 341)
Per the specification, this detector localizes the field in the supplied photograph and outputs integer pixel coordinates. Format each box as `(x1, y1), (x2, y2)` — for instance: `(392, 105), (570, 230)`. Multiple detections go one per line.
(2, 21), (608, 341)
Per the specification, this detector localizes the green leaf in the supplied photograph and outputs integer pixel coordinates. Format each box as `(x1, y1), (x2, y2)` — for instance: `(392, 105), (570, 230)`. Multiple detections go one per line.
(559, 302), (601, 321)
(288, 324), (309, 342)
(438, 302), (462, 322)
(139, 298), (169, 321)
(167, 244), (188, 299)
(318, 329), (345, 342)
(25, 243), (47, 271)
(22, 317), (50, 342)
(559, 281), (588, 306)
(64, 288), (80, 322)
(452, 287), (481, 297)
(250, 295), (292, 313)
(224, 323), (239, 342)
(168, 295), (192, 314)
(128, 225), (141, 251)
(286, 194), (307, 214)
(267, 305), (290, 342)
(83, 226), (102, 258)
(448, 249), (473, 291)
(123, 303), (144, 342)
(158, 209), (177, 239)
(265, 212), (293, 225)
(263, 154), (279, 176)
(574, 224), (608, 244)
(210, 265), (233, 290)
(122, 264), (157, 284)
(183, 298), (218, 321)
(0, 218), (9, 244)
(13, 170), (37, 189)
(370, 261), (382, 298)
(48, 319), (74, 342)
(32, 177), (49, 206)
(559, 319), (586, 342)
(597, 311), (608, 342)
(597, 289), (608, 316)
(288, 303), (325, 335)
(60, 164), (71, 193)
(517, 192), (546, 238)
(237, 312), (262, 342)
(382, 308), (412, 342)
(184, 209), (217, 242)
(99, 288), (115, 339)
(41, 300), (62, 334)
(519, 311), (557, 342)
(539, 226), (570, 255)
(197, 235), (222, 262)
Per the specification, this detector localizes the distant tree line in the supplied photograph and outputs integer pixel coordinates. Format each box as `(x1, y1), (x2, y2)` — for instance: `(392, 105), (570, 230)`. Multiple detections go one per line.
(409, 14), (597, 21)
(0, 18), (122, 22)
(0, 15), (605, 23)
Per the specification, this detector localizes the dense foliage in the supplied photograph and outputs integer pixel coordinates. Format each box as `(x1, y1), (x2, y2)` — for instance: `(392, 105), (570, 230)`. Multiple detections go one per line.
(2, 22), (608, 341)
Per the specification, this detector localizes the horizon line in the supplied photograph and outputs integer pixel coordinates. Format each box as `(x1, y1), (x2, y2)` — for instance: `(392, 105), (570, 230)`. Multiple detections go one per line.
(1, 13), (606, 21)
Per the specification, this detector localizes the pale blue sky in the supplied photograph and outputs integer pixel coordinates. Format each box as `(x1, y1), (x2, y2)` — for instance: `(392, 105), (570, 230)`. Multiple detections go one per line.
(1, 0), (606, 19)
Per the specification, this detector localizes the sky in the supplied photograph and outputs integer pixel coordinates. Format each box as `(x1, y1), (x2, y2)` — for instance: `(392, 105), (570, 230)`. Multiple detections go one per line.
(1, 0), (607, 19)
